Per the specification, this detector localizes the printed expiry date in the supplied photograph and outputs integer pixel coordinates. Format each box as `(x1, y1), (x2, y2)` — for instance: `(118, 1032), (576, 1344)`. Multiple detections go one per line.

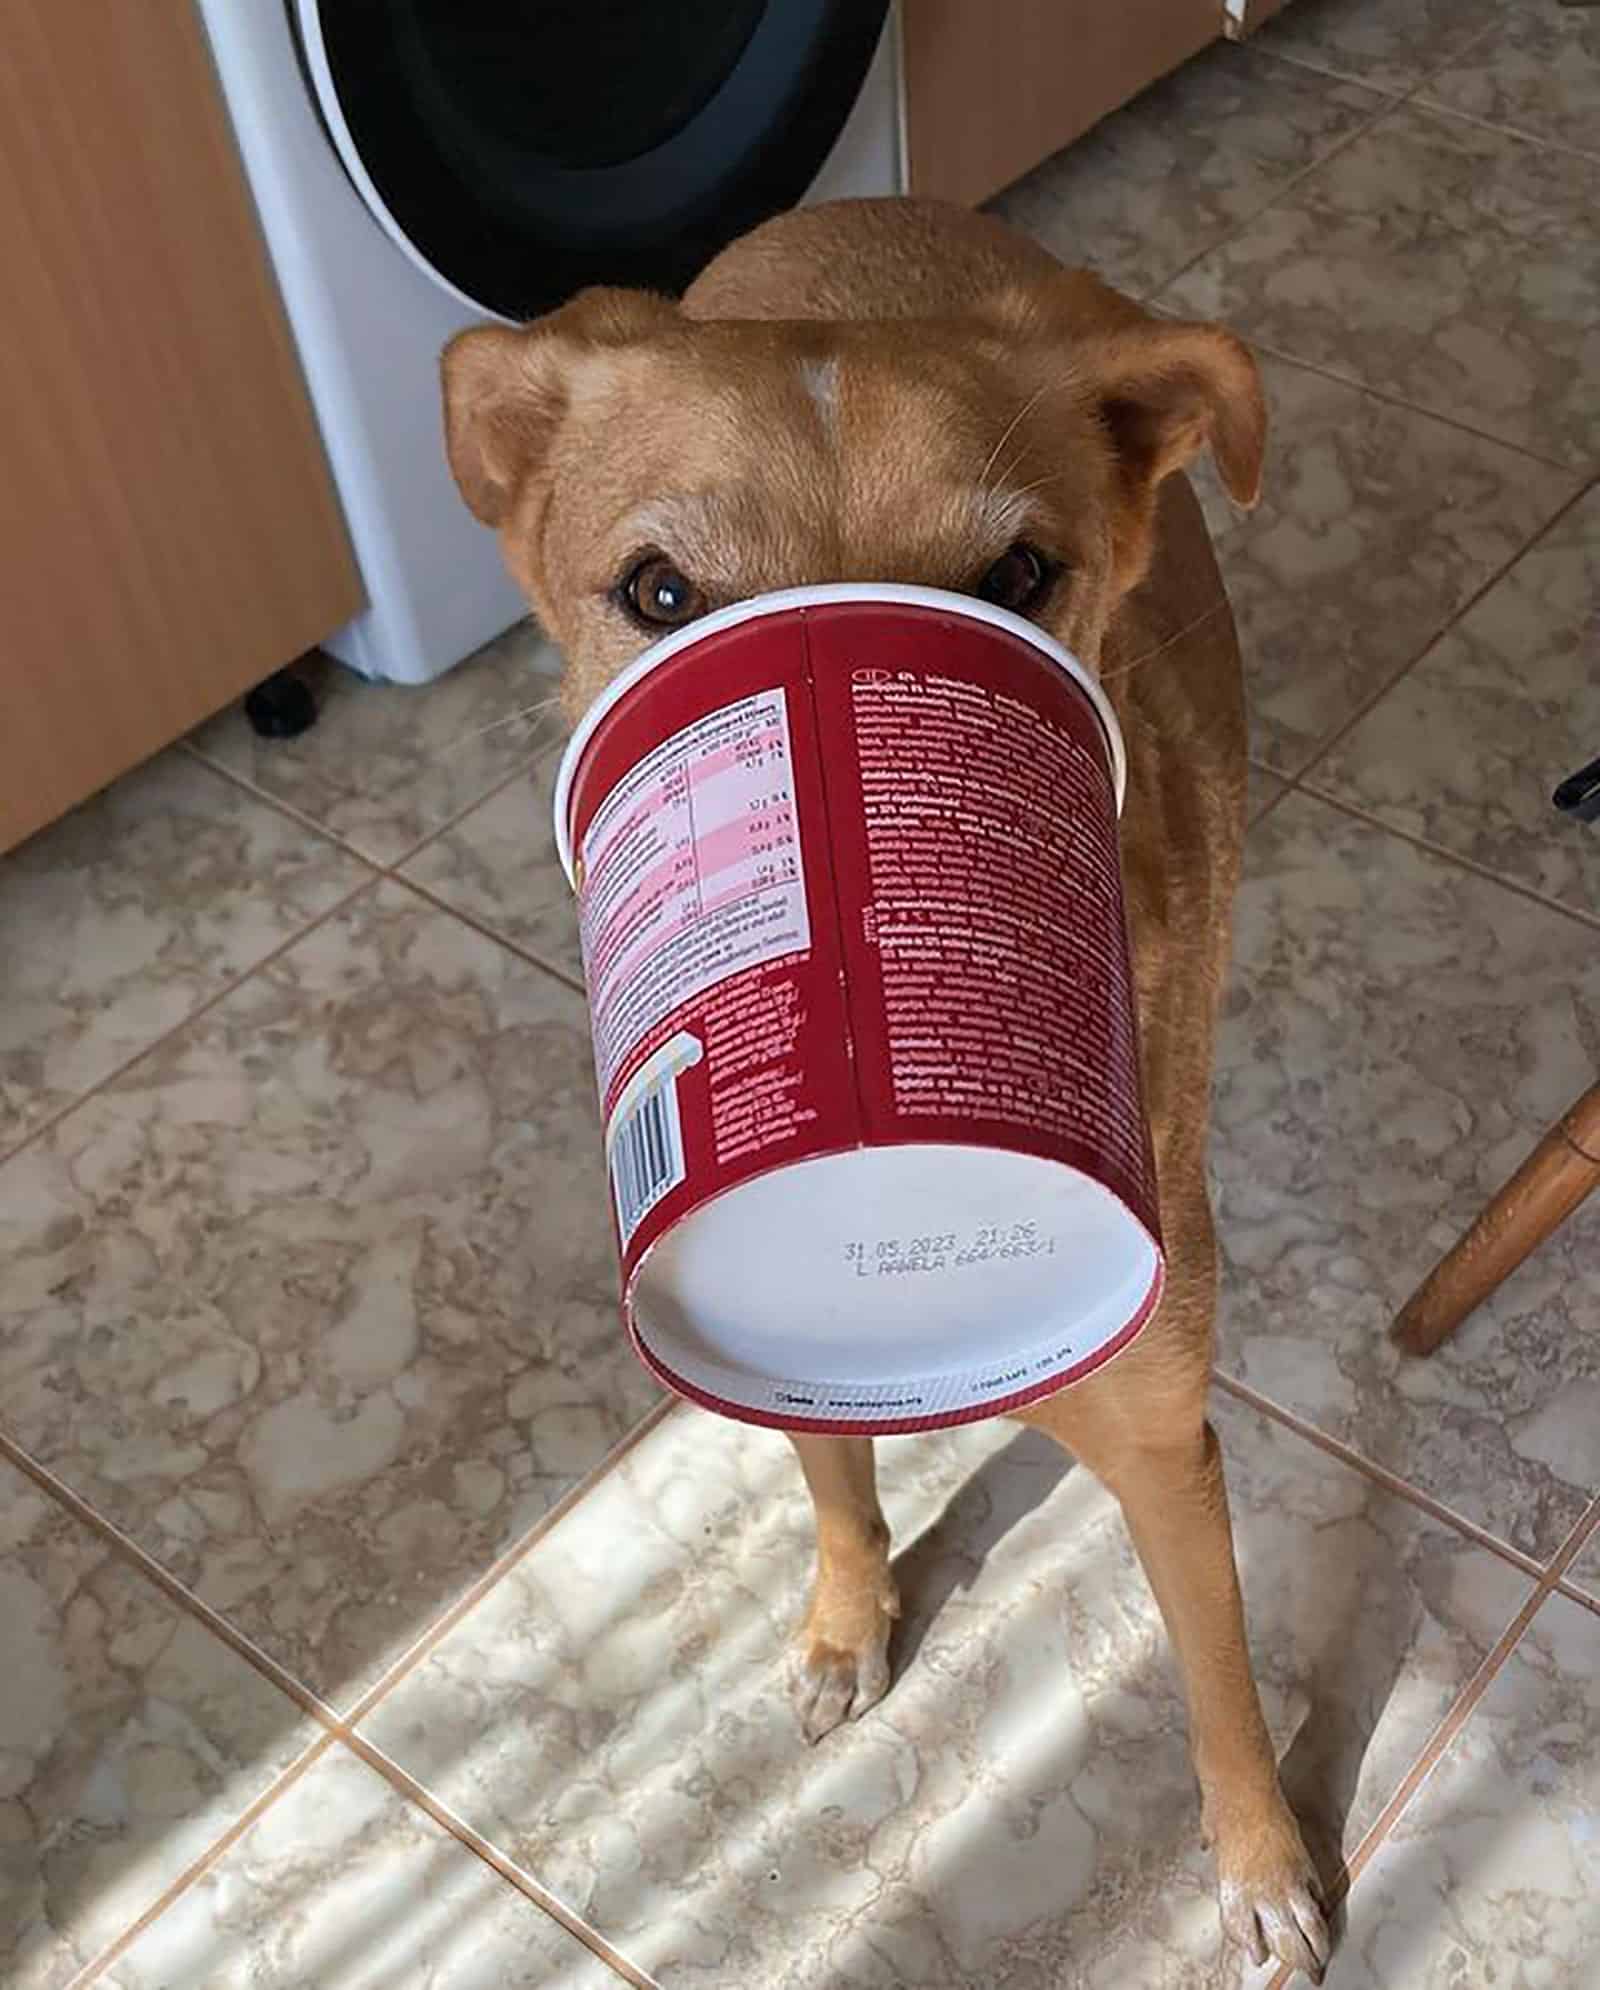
(843, 1219), (1057, 1278)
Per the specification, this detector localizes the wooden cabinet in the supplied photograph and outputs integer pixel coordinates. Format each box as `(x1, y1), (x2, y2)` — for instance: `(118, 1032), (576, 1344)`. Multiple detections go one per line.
(0, 0), (361, 855)
(903, 0), (1223, 208)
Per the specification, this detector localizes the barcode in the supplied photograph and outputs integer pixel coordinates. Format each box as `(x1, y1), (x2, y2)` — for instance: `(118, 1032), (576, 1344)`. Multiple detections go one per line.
(609, 1081), (686, 1246)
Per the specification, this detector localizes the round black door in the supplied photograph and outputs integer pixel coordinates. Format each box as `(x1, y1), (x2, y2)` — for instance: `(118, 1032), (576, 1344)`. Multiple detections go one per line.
(298, 0), (891, 321)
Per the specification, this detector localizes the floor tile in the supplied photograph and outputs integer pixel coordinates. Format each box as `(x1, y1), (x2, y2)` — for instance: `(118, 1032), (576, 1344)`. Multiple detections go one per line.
(361, 1394), (1528, 1989)
(1254, 0), (1499, 96)
(990, 44), (1384, 298)
(1215, 793), (1600, 1560)
(400, 745), (582, 987)
(1311, 1590), (1600, 1987)
(1165, 105), (1600, 468)
(101, 1744), (621, 1989)
(0, 1457), (319, 1989)
(1186, 356), (1577, 773)
(1421, 1), (1600, 161)
(0, 751), (366, 1156)
(187, 621), (562, 867)
(1249, 762), (1291, 821)
(0, 881), (656, 1708)
(1563, 1498), (1600, 1602)
(1310, 485), (1600, 919)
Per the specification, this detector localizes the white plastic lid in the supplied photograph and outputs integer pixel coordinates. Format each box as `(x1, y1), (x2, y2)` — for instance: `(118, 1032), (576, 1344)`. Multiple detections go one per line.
(629, 1142), (1161, 1429)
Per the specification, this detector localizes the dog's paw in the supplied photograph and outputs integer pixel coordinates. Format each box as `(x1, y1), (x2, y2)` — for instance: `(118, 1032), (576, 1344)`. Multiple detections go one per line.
(1215, 1817), (1331, 1983)
(786, 1578), (897, 1743)
(786, 1630), (892, 1741)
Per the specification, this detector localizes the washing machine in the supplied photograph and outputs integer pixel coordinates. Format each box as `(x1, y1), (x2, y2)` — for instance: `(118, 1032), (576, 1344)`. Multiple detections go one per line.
(198, 2), (905, 685)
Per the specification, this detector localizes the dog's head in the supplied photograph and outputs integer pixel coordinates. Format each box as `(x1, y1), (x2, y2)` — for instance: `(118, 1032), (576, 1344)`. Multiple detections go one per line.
(441, 281), (1263, 718)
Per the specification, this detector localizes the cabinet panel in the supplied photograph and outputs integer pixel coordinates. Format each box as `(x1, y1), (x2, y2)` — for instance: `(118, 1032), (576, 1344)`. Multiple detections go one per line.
(903, 0), (1221, 207)
(0, 0), (362, 853)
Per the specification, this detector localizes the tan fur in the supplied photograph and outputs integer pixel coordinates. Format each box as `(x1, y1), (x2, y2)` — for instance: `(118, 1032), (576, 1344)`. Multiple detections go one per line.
(441, 196), (1328, 1980)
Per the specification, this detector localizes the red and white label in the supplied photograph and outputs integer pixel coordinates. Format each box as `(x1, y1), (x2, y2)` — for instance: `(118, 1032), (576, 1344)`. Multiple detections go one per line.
(579, 689), (810, 1103)
(850, 670), (1149, 1192)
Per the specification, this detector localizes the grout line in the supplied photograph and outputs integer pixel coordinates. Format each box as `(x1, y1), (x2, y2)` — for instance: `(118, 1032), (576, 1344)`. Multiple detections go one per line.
(391, 872), (587, 1000)
(0, 1432), (347, 1728)
(1246, 758), (1295, 830)
(1338, 1494), (1600, 1878)
(1544, 1492), (1600, 1588)
(1555, 1577), (1600, 1619)
(1212, 1371), (1547, 1577)
(1152, 262), (1584, 468)
(1281, 785), (1600, 936)
(1146, 16), (1509, 320)
(1256, 1580), (1545, 1990)
(1224, 334), (1580, 473)
(2, 709), (578, 1183)
(1142, 72), (1404, 306)
(1241, 12), (1502, 108)
(1260, 1487), (1600, 1986)
(184, 701), (563, 883)
(178, 738), (386, 872)
(382, 719), (568, 876)
(64, 1733), (337, 1988)
(1145, 18), (1585, 485)
(1403, 90), (1600, 171)
(19, 1399), (679, 1986)
(1280, 465), (1596, 779)
(342, 1394), (679, 1727)
(0, 876), (378, 1169)
(341, 1732), (661, 1989)
(1, 1393), (679, 1736)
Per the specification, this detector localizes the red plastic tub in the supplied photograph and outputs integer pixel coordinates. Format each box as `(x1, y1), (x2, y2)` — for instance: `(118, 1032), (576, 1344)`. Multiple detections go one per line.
(553, 585), (1162, 1433)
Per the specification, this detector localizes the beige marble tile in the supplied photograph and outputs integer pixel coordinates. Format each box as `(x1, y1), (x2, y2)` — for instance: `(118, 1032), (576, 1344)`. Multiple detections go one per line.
(188, 621), (563, 866)
(0, 1458), (319, 1988)
(361, 1394), (1529, 1989)
(1166, 106), (1600, 468)
(102, 1744), (621, 1989)
(1421, 1), (1600, 160)
(0, 750), (366, 1156)
(1185, 356), (1577, 773)
(1308, 1590), (1600, 1987)
(0, 881), (656, 1708)
(1255, 0), (1499, 96)
(989, 45), (1384, 299)
(1311, 485), (1600, 918)
(401, 744), (582, 986)
(1215, 793), (1600, 1560)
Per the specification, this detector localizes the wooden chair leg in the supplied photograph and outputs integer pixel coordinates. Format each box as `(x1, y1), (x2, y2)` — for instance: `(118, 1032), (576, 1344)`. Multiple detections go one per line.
(1393, 1081), (1600, 1357)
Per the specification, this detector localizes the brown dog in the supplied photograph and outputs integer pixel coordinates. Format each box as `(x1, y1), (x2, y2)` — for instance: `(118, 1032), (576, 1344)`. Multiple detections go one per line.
(441, 197), (1329, 1980)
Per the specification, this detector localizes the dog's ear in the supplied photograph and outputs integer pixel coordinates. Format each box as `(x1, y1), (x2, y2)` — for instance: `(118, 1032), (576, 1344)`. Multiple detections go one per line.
(441, 288), (679, 527)
(979, 284), (1265, 509)
(1083, 319), (1266, 510)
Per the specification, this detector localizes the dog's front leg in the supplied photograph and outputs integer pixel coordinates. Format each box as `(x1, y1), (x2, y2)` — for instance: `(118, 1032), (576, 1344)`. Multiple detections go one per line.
(786, 1432), (898, 1741)
(1021, 1385), (1331, 1981)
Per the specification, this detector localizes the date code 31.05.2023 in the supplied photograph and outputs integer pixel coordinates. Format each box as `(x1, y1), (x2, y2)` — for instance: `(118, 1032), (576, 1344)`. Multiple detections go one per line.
(843, 1223), (1057, 1278)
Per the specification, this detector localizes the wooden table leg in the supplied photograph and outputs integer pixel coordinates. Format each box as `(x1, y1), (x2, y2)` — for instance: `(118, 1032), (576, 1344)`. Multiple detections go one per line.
(1393, 1082), (1600, 1357)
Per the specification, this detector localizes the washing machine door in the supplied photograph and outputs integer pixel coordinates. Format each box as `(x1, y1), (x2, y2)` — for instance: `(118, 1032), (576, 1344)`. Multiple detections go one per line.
(296, 0), (891, 322)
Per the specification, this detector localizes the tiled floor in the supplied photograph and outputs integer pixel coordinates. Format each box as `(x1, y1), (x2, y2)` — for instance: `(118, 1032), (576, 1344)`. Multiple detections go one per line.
(2, 0), (1597, 1981)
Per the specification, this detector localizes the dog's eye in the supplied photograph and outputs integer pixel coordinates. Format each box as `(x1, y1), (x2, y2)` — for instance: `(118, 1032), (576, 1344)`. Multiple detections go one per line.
(620, 555), (706, 631)
(976, 542), (1054, 615)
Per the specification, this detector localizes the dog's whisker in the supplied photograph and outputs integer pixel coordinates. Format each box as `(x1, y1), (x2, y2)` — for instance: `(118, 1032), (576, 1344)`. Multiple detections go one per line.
(996, 469), (1065, 505)
(1100, 599), (1231, 683)
(439, 695), (563, 756)
(978, 384), (1051, 491)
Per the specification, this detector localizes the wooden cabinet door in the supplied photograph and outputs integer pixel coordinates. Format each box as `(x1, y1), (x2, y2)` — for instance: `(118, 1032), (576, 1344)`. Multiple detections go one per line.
(902, 0), (1221, 207)
(0, 0), (362, 854)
